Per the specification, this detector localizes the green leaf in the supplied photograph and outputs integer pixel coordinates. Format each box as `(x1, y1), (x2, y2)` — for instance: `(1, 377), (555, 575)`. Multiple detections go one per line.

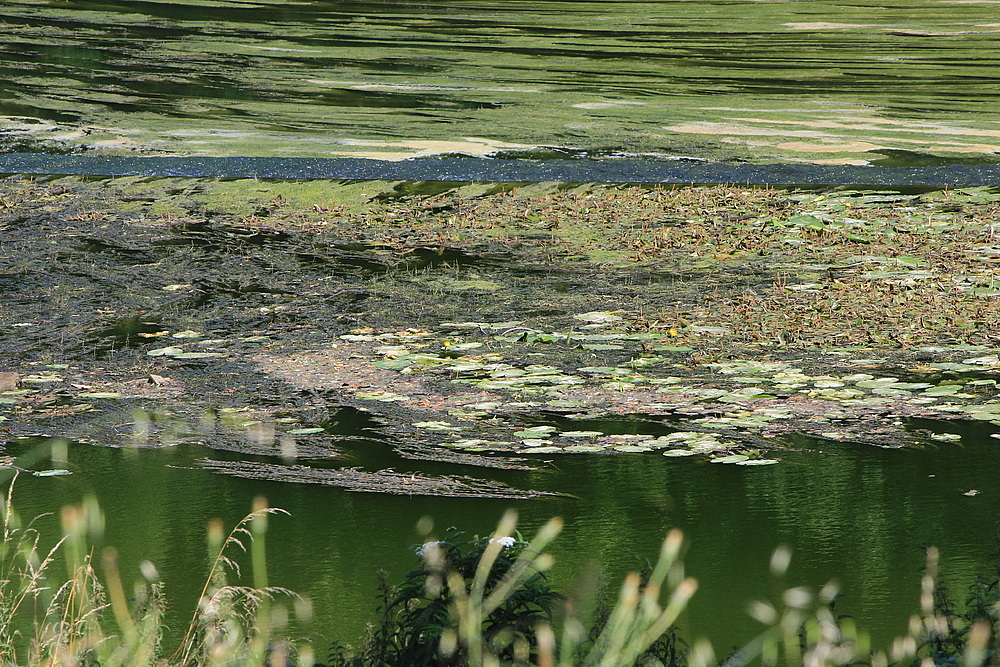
(373, 358), (417, 369)
(613, 445), (652, 452)
(147, 346), (185, 357)
(564, 445), (606, 453)
(573, 311), (623, 324)
(711, 454), (750, 464)
(788, 214), (826, 231)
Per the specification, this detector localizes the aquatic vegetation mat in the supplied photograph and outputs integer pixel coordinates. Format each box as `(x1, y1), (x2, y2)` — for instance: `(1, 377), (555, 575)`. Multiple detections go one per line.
(197, 459), (559, 499)
(3, 0), (1000, 164)
(2, 177), (1000, 492)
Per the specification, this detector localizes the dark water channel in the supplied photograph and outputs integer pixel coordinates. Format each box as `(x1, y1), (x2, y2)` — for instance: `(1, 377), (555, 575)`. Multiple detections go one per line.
(5, 420), (1000, 654)
(2, 0), (999, 165)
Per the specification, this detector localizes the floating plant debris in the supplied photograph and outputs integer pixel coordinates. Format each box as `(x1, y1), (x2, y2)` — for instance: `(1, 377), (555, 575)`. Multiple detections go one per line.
(4, 179), (1000, 484)
(396, 443), (537, 470)
(198, 459), (558, 499)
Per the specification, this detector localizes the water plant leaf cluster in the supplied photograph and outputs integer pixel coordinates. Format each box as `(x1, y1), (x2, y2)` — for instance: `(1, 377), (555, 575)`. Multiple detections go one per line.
(286, 322), (1000, 458)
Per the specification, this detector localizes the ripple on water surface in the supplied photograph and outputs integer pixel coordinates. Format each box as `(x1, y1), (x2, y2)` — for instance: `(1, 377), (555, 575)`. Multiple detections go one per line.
(1, 0), (999, 164)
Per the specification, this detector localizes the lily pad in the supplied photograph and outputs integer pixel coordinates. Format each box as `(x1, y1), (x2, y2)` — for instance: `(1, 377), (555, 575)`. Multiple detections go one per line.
(21, 375), (63, 383)
(573, 311), (623, 324)
(412, 421), (461, 431)
(513, 426), (558, 438)
(710, 454), (750, 464)
(147, 346), (185, 356)
(964, 355), (1000, 366)
(564, 445), (606, 453)
(612, 445), (653, 453)
(923, 385), (964, 397)
(373, 357), (417, 369)
(355, 391), (409, 402)
(577, 366), (630, 375)
(546, 399), (585, 408)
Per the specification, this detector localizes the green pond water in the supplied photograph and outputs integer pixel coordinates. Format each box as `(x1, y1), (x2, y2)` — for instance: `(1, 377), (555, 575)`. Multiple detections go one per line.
(1, 0), (999, 165)
(2, 0), (1000, 657)
(5, 419), (999, 655)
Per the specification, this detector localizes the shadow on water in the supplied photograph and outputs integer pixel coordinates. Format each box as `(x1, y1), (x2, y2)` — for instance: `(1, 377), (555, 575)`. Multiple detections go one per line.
(90, 316), (165, 354)
(519, 411), (682, 436)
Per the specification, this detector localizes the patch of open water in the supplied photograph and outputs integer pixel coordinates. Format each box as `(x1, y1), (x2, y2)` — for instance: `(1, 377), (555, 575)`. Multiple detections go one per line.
(4, 420), (999, 655)
(2, 154), (1000, 185)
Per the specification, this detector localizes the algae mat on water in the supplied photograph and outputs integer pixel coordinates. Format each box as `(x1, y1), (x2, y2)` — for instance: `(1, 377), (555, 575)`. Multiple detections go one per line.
(3, 0), (1000, 164)
(1, 177), (1000, 493)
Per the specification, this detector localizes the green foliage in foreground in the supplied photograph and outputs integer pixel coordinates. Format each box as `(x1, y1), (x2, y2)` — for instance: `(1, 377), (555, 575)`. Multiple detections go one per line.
(0, 479), (998, 666)
(331, 512), (693, 667)
(330, 510), (1000, 667)
(0, 477), (313, 666)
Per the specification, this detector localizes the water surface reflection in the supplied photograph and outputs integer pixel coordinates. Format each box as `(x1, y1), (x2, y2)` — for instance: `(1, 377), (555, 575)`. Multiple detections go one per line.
(5, 423), (998, 652)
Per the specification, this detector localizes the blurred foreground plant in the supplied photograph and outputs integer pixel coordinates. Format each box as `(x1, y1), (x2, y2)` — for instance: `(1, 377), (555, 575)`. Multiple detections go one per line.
(334, 511), (1000, 667)
(335, 509), (696, 667)
(2, 474), (998, 667)
(0, 473), (311, 666)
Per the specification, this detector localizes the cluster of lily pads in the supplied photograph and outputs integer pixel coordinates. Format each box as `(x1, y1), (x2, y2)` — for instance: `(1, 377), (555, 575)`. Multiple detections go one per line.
(145, 328), (272, 360)
(0, 326), (278, 438)
(702, 355), (998, 406)
(435, 426), (778, 465)
(334, 310), (1000, 464)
